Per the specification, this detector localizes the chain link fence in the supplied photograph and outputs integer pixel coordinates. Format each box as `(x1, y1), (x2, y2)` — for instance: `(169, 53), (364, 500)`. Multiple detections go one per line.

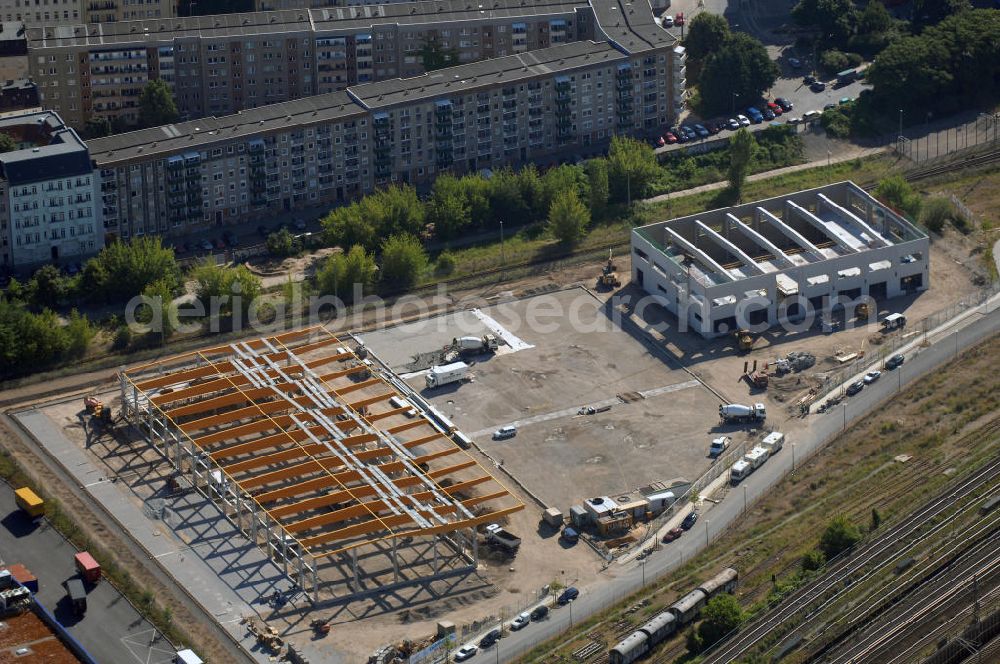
(894, 113), (1000, 163)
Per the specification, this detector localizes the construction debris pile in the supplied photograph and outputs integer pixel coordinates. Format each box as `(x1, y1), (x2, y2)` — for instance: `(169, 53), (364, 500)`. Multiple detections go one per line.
(779, 351), (816, 373)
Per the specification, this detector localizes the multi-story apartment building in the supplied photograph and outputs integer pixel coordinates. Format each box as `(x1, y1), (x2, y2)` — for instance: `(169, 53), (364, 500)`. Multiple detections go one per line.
(82, 5), (682, 244)
(26, 0), (678, 129)
(0, 0), (173, 28)
(0, 111), (101, 267)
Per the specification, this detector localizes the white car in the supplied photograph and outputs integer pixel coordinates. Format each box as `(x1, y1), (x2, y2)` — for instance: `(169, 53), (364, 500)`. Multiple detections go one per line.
(492, 425), (517, 440)
(511, 612), (531, 630)
(661, 15), (674, 27)
(864, 370), (881, 384)
(454, 645), (478, 661)
(737, 114), (751, 127)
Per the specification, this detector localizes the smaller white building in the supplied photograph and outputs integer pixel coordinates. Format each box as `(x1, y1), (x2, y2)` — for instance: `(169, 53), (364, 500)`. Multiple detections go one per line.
(0, 110), (102, 268)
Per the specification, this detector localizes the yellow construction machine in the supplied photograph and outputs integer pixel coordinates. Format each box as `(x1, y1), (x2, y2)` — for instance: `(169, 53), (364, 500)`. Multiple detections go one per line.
(596, 250), (622, 290)
(735, 328), (754, 352)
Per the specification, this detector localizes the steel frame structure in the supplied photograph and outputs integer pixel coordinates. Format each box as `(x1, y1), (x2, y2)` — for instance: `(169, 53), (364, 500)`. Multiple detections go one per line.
(118, 326), (521, 602)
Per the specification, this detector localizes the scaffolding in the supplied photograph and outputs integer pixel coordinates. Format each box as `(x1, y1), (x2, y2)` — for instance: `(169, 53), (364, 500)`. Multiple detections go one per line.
(119, 327), (522, 602)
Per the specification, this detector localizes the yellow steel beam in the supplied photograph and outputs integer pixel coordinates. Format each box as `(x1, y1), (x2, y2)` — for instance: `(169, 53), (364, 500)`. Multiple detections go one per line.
(222, 443), (330, 475)
(208, 425), (323, 461)
(332, 377), (381, 395)
(385, 419), (428, 435)
(346, 392), (396, 410)
(367, 406), (410, 422)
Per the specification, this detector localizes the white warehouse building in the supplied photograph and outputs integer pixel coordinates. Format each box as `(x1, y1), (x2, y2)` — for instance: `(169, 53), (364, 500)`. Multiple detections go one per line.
(630, 181), (930, 338)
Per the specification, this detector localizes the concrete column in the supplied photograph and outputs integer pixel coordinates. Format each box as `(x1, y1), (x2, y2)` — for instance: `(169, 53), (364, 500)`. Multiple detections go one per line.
(471, 527), (478, 567)
(351, 547), (360, 590)
(282, 529), (289, 578)
(313, 563), (320, 604)
(392, 537), (399, 584)
(251, 500), (259, 543)
(433, 536), (439, 573)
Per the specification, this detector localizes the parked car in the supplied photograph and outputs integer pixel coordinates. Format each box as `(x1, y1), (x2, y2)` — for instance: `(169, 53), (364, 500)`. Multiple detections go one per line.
(864, 370), (881, 384)
(662, 527), (684, 542)
(706, 121), (722, 135)
(803, 110), (822, 121)
(681, 125), (698, 140)
(693, 123), (709, 138)
(804, 74), (817, 85)
(788, 57), (802, 68)
(709, 436), (731, 458)
(213, 238), (225, 250)
(492, 425), (517, 440)
(200, 239), (214, 251)
(454, 645), (478, 661)
(762, 107), (775, 120)
(767, 101), (783, 115)
(727, 118), (741, 130)
(294, 218), (307, 231)
(775, 97), (793, 112)
(656, 136), (666, 147)
(675, 128), (690, 143)
(681, 511), (699, 530)
(530, 605), (550, 620)
(557, 587), (579, 605)
(661, 14), (674, 27)
(479, 629), (501, 648)
(824, 103), (837, 110)
(886, 354), (906, 370)
(846, 380), (865, 396)
(511, 613), (531, 631)
(786, 116), (802, 124)
(674, 12), (684, 25)
(737, 114), (751, 127)
(810, 81), (827, 92)
(746, 107), (763, 123)
(664, 130), (678, 144)
(839, 96), (853, 105)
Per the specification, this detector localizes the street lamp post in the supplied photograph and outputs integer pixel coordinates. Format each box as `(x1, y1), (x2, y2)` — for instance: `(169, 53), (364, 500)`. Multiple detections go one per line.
(500, 220), (505, 268)
(792, 442), (796, 470)
(705, 519), (710, 547)
(898, 109), (903, 138)
(743, 485), (748, 513)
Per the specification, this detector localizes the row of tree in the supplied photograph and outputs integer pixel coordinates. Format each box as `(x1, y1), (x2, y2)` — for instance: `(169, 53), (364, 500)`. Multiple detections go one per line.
(0, 300), (95, 378)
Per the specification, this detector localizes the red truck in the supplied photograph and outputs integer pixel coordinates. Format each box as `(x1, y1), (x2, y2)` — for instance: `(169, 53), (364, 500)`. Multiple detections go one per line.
(74, 552), (101, 584)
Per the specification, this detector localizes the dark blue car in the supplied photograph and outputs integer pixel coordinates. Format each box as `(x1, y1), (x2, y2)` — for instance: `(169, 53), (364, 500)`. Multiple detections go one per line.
(693, 123), (709, 138)
(557, 587), (579, 605)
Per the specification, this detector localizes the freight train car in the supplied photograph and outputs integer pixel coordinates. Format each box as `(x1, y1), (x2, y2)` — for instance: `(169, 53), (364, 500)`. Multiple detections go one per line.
(609, 568), (738, 664)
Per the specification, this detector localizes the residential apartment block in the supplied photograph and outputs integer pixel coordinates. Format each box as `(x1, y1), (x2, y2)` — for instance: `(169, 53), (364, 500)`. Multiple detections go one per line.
(0, 111), (102, 268)
(0, 0), (174, 28)
(26, 0), (682, 129)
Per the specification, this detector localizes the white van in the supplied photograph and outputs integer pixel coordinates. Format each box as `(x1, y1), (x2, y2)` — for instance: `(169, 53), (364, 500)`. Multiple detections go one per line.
(492, 425), (517, 440)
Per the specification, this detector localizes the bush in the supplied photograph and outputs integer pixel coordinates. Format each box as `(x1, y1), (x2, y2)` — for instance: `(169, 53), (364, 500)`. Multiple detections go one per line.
(315, 245), (377, 302)
(802, 549), (826, 571)
(112, 325), (132, 351)
(81, 237), (180, 304)
(820, 49), (850, 73)
(266, 228), (298, 257)
(920, 197), (954, 234)
(821, 107), (852, 138)
(435, 250), (457, 276)
(379, 234), (428, 292)
(820, 515), (862, 559)
(873, 176), (921, 220)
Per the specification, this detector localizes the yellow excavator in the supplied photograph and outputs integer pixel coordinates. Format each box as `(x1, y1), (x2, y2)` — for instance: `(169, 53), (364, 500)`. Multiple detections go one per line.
(596, 250), (622, 290)
(735, 328), (754, 352)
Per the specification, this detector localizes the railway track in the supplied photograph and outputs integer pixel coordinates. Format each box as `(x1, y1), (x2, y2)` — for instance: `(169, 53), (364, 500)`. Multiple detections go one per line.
(803, 514), (1000, 661)
(819, 539), (1000, 664)
(700, 454), (1000, 664)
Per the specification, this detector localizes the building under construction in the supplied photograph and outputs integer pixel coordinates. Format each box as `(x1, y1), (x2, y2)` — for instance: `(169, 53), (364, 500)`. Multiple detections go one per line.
(118, 327), (522, 602)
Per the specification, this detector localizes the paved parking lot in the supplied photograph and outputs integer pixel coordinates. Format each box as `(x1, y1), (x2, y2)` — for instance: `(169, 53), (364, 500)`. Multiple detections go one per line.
(0, 482), (174, 664)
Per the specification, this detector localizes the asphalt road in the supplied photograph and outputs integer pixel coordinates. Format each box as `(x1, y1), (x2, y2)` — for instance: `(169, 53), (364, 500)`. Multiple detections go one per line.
(488, 294), (1000, 663)
(0, 482), (176, 664)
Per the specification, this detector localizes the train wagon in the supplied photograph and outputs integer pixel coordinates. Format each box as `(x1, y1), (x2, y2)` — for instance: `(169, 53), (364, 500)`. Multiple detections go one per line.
(609, 631), (650, 664)
(697, 567), (738, 597)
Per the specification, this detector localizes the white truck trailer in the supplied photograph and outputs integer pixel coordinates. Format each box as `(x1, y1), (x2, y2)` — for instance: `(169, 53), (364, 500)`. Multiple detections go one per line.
(746, 446), (770, 469)
(454, 334), (500, 353)
(719, 403), (767, 424)
(761, 431), (784, 454)
(730, 459), (752, 484)
(425, 362), (470, 389)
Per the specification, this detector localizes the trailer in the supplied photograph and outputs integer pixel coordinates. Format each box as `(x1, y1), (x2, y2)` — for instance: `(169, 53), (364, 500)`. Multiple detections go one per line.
(14, 487), (44, 518)
(730, 459), (752, 484)
(761, 432), (784, 454)
(425, 362), (470, 389)
(719, 403), (767, 424)
(485, 524), (521, 552)
(880, 313), (906, 331)
(74, 552), (101, 584)
(745, 446), (770, 470)
(66, 578), (87, 615)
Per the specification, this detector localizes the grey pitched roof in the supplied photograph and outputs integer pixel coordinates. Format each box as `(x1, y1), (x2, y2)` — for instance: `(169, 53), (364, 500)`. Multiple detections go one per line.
(88, 91), (364, 165)
(348, 40), (624, 109)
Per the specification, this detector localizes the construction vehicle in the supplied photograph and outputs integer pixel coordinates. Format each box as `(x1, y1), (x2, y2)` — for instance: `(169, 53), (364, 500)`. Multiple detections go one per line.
(485, 524), (521, 552)
(245, 618), (283, 652)
(719, 403), (767, 424)
(855, 301), (870, 318)
(453, 334), (499, 354)
(83, 396), (113, 425)
(310, 618), (331, 637)
(735, 329), (754, 352)
(596, 250), (622, 290)
(742, 360), (768, 389)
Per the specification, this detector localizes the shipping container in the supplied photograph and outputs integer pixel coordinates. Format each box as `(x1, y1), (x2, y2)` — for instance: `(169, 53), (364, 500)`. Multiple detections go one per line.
(14, 487), (44, 518)
(66, 578), (87, 615)
(74, 552), (101, 584)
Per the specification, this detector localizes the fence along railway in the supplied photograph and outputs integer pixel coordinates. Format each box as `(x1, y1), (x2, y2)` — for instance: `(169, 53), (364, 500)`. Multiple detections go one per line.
(119, 326), (522, 603)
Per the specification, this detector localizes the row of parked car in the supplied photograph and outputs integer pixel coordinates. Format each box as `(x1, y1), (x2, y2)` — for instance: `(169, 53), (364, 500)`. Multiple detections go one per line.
(452, 588), (580, 661)
(655, 98), (795, 147)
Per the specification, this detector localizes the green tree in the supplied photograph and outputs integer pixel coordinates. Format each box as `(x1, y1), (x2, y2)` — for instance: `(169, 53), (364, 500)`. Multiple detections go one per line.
(427, 174), (472, 239)
(697, 594), (746, 649)
(540, 164), (587, 214)
(64, 309), (94, 357)
(322, 203), (377, 250)
(873, 175), (922, 220)
(81, 236), (180, 304)
(190, 261), (262, 317)
(315, 244), (377, 302)
(435, 250), (457, 276)
(0, 299), (93, 377)
(418, 37), (459, 71)
(266, 228), (298, 257)
(802, 549), (826, 571)
(137, 79), (179, 128)
(379, 233), (427, 292)
(584, 159), (610, 214)
(857, 0), (893, 35)
(487, 168), (534, 227)
(920, 197), (955, 234)
(683, 13), (731, 80)
(5, 277), (25, 303)
(0, 132), (17, 153)
(547, 190), (590, 245)
(727, 128), (756, 197)
(370, 185), (425, 238)
(820, 515), (862, 559)
(140, 278), (175, 344)
(607, 136), (661, 205)
(29, 264), (70, 308)
(792, 0), (857, 45)
(699, 33), (780, 115)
